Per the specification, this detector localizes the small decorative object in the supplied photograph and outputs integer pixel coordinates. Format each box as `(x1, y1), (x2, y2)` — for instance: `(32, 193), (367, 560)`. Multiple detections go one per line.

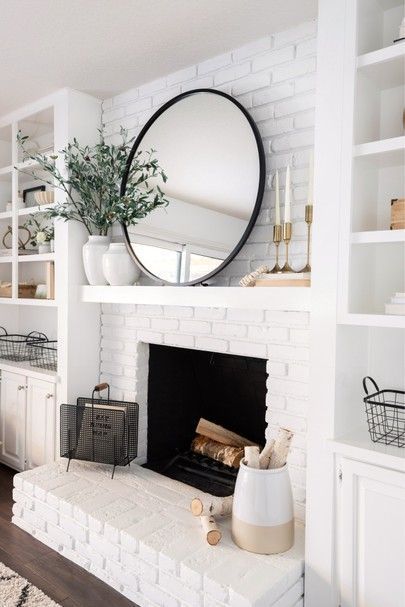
(23, 185), (45, 208)
(393, 17), (405, 43)
(385, 292), (405, 315)
(36, 231), (51, 254)
(16, 128), (168, 286)
(200, 515), (222, 545)
(300, 151), (314, 273)
(102, 242), (141, 286)
(46, 261), (55, 299)
(35, 284), (48, 299)
(363, 377), (405, 448)
(239, 264), (269, 287)
(270, 170), (282, 273)
(281, 165), (294, 273)
(190, 495), (233, 517)
(232, 427), (294, 554)
(34, 190), (54, 206)
(391, 198), (405, 230)
(83, 235), (111, 286)
(254, 272), (311, 287)
(2, 224), (32, 251)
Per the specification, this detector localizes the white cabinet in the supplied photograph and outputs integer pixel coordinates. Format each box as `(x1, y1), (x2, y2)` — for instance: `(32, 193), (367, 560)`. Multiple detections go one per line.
(339, 458), (405, 607)
(0, 370), (26, 470)
(0, 369), (56, 471)
(25, 377), (56, 469)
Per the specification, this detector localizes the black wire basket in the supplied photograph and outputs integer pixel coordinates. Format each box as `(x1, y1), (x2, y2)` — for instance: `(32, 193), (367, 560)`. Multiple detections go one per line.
(60, 383), (139, 478)
(363, 376), (405, 448)
(29, 341), (57, 372)
(0, 327), (48, 362)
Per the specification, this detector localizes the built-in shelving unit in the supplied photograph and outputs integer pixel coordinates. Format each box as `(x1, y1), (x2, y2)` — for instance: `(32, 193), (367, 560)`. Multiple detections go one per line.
(0, 89), (102, 467)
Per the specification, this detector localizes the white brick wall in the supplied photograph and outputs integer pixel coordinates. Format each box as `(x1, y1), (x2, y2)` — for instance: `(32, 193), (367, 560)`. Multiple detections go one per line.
(13, 461), (305, 607)
(100, 303), (309, 522)
(102, 21), (317, 286)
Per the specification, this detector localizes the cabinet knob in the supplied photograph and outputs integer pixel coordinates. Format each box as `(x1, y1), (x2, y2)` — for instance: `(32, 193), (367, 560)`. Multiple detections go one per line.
(46, 393), (54, 399)
(18, 385), (25, 391)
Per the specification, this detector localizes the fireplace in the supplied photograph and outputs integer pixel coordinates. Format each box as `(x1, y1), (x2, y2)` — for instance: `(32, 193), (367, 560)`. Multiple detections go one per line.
(143, 344), (267, 496)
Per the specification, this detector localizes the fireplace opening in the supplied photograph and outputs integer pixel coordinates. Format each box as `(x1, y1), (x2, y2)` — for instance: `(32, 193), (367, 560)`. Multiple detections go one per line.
(144, 344), (267, 496)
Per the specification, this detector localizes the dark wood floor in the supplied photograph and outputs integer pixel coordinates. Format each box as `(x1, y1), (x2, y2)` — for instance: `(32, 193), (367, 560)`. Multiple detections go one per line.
(0, 463), (137, 607)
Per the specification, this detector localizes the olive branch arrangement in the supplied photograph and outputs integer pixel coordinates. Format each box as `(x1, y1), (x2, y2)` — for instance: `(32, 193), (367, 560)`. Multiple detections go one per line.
(16, 127), (168, 236)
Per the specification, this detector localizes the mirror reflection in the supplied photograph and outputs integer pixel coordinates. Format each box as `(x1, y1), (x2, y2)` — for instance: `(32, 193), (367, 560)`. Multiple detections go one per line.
(123, 90), (264, 284)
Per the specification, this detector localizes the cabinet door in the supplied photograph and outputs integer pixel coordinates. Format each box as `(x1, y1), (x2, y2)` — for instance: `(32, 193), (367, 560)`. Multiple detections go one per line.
(339, 458), (405, 607)
(25, 378), (56, 469)
(0, 371), (27, 470)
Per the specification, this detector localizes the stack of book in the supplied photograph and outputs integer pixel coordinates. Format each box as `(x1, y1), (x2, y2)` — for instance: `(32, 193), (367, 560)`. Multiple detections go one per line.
(255, 272), (311, 287)
(385, 293), (405, 316)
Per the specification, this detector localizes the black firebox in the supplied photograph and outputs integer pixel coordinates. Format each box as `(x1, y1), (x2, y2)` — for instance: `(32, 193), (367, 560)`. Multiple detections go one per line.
(144, 344), (267, 496)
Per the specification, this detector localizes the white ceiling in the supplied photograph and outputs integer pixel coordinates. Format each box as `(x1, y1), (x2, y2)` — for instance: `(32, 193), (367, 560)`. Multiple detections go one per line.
(0, 0), (317, 117)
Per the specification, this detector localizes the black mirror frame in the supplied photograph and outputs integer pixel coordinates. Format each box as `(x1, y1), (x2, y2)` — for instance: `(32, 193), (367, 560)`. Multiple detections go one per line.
(120, 88), (266, 286)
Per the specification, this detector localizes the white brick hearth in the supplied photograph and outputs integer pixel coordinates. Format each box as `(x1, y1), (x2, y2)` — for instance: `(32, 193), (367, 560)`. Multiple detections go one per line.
(100, 304), (309, 522)
(13, 461), (304, 607)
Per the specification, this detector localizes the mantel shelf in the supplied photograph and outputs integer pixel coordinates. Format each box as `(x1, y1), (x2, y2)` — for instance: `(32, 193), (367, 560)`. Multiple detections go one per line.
(80, 285), (311, 311)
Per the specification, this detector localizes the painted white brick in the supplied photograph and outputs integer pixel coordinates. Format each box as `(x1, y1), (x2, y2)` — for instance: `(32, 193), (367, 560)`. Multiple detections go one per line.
(296, 37), (317, 58)
(194, 308), (226, 321)
(195, 336), (228, 353)
(112, 87), (139, 107)
(153, 86), (181, 107)
(167, 65), (197, 86)
(139, 578), (181, 607)
(294, 110), (315, 129)
(227, 308), (264, 323)
(253, 82), (294, 106)
(179, 320), (211, 335)
(151, 318), (179, 332)
(138, 77), (167, 97)
(137, 330), (163, 344)
(126, 96), (152, 116)
(252, 46), (295, 72)
(182, 76), (213, 92)
(229, 341), (267, 358)
(164, 305), (194, 318)
(198, 53), (232, 75)
(273, 57), (316, 83)
(103, 106), (125, 124)
(295, 73), (316, 94)
(275, 93), (316, 118)
(232, 37), (272, 61)
(231, 73), (270, 96)
(212, 323), (247, 338)
(214, 62), (250, 86)
(46, 521), (73, 549)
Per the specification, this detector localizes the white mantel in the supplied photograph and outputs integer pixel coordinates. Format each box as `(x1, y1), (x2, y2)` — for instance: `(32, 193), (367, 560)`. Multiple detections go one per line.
(80, 286), (311, 311)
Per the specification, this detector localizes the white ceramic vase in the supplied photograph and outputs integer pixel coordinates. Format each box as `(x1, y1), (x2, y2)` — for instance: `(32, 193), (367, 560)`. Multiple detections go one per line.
(232, 461), (294, 554)
(82, 235), (111, 286)
(102, 243), (140, 286)
(38, 243), (51, 254)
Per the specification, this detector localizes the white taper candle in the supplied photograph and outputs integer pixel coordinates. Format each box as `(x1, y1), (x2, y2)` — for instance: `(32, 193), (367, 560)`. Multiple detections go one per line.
(284, 165), (291, 223)
(307, 150), (314, 206)
(275, 170), (281, 226)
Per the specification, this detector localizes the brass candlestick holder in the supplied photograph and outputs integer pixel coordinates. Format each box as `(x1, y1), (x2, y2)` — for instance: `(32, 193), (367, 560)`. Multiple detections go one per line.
(270, 224), (282, 273)
(300, 204), (313, 273)
(281, 222), (294, 273)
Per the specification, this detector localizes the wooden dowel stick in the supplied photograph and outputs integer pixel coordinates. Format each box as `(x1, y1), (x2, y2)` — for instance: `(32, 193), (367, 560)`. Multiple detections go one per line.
(259, 439), (275, 469)
(191, 495), (233, 517)
(244, 445), (260, 468)
(200, 515), (222, 545)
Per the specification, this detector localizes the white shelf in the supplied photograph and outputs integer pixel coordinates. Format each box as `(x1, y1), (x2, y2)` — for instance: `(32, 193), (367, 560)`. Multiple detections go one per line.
(15, 152), (55, 172)
(339, 312), (405, 328)
(354, 135), (405, 159)
(0, 211), (12, 220)
(18, 203), (56, 217)
(18, 253), (55, 263)
(0, 358), (57, 383)
(0, 255), (12, 264)
(329, 426), (405, 473)
(0, 165), (12, 179)
(0, 297), (57, 307)
(80, 285), (312, 311)
(357, 42), (405, 88)
(351, 230), (405, 244)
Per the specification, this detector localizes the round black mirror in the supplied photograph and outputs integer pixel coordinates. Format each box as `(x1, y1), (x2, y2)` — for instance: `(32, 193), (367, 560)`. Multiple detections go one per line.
(121, 89), (265, 285)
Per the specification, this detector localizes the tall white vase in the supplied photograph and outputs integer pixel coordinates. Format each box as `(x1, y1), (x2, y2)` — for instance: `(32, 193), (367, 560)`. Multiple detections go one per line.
(102, 243), (140, 286)
(82, 235), (111, 286)
(232, 461), (294, 554)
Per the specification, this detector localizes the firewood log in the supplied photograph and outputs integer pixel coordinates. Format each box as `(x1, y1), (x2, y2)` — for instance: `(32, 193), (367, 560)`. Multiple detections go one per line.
(259, 439), (275, 469)
(196, 418), (256, 448)
(239, 264), (269, 287)
(269, 428), (293, 469)
(244, 445), (260, 468)
(200, 515), (222, 545)
(190, 495), (233, 517)
(191, 435), (244, 468)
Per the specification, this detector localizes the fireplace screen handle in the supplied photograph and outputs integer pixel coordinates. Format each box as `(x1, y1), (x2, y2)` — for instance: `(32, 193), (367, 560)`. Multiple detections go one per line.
(92, 382), (110, 402)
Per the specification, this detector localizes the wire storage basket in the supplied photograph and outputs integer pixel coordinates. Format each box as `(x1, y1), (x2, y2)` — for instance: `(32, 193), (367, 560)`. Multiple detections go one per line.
(0, 328), (48, 362)
(363, 376), (405, 448)
(60, 383), (139, 478)
(29, 341), (57, 372)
